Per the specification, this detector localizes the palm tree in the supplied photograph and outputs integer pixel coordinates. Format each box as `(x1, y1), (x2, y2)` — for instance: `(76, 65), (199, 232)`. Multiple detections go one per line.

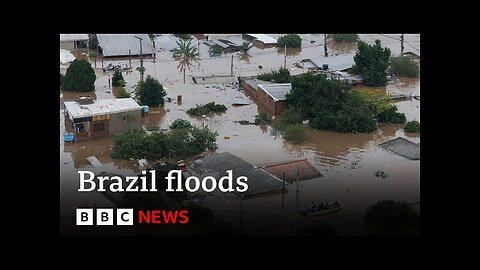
(173, 39), (199, 84)
(238, 41), (253, 63)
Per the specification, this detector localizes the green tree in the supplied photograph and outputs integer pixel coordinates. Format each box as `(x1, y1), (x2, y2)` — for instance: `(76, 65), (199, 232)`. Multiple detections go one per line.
(241, 41), (253, 52)
(390, 56), (420, 78)
(135, 75), (166, 107)
(60, 73), (64, 86)
(62, 59), (96, 92)
(354, 40), (391, 86)
(173, 39), (199, 84)
(170, 119), (193, 130)
(277, 34), (302, 48)
(112, 70), (125, 87)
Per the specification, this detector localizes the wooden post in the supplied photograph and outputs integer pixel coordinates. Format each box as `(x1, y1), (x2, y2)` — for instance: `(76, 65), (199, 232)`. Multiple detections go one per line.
(324, 33), (328, 57)
(231, 54), (234, 76)
(400, 34), (404, 55)
(129, 49), (131, 68)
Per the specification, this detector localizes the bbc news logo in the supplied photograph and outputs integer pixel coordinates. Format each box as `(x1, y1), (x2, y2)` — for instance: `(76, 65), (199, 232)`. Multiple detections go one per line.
(76, 208), (189, 225)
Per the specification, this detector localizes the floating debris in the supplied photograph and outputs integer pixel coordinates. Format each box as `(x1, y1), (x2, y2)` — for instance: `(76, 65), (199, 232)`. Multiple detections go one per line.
(375, 171), (388, 179)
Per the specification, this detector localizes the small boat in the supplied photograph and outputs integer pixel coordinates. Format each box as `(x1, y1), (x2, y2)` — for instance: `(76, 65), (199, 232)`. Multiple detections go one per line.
(299, 202), (343, 216)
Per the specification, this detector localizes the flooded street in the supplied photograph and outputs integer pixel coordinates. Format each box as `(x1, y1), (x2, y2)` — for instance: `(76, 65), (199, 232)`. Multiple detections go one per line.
(60, 34), (420, 235)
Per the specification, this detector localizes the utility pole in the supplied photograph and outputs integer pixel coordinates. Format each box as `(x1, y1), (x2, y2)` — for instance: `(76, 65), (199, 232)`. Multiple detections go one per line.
(134, 36), (144, 81)
(324, 33), (328, 57)
(400, 34), (404, 55)
(284, 45), (287, 69)
(231, 54), (234, 76)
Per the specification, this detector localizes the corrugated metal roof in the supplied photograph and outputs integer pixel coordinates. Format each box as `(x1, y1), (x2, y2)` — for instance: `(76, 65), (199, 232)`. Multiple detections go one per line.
(97, 34), (155, 57)
(155, 34), (181, 51)
(240, 78), (273, 91)
(60, 34), (89, 42)
(64, 98), (141, 118)
(191, 152), (284, 196)
(258, 83), (291, 102)
(246, 34), (277, 44)
(309, 53), (356, 72)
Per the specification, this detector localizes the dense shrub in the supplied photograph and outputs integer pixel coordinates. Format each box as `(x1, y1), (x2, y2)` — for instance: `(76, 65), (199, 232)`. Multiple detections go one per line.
(281, 124), (308, 143)
(116, 87), (131, 98)
(256, 67), (290, 83)
(111, 125), (218, 160)
(404, 120), (420, 132)
(377, 105), (406, 124)
(390, 56), (420, 78)
(170, 119), (193, 130)
(187, 102), (227, 116)
(281, 108), (303, 124)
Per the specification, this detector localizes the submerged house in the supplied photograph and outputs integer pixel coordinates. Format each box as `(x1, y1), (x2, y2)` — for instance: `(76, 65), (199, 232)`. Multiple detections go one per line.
(96, 34), (155, 57)
(60, 34), (89, 51)
(63, 97), (142, 141)
(238, 77), (290, 115)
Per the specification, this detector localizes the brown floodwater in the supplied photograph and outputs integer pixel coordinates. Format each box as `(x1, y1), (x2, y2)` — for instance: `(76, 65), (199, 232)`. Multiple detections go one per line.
(60, 34), (420, 235)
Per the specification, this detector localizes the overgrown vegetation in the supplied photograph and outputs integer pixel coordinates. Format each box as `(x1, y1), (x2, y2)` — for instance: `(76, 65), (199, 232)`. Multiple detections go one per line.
(277, 34), (302, 48)
(254, 112), (271, 125)
(286, 72), (377, 133)
(134, 75), (166, 107)
(280, 124), (308, 143)
(112, 70), (125, 87)
(170, 119), (192, 130)
(60, 73), (64, 86)
(354, 40), (391, 86)
(390, 56), (420, 78)
(281, 108), (303, 124)
(116, 87), (131, 98)
(111, 120), (218, 160)
(62, 59), (96, 92)
(187, 102), (227, 116)
(365, 200), (420, 230)
(404, 120), (420, 133)
(377, 105), (406, 124)
(256, 67), (291, 83)
(328, 34), (359, 43)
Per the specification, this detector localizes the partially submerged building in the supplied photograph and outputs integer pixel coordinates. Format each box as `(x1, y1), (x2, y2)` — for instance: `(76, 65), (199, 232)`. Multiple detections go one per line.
(63, 97), (142, 141)
(60, 34), (89, 51)
(96, 34), (155, 57)
(238, 77), (290, 115)
(257, 83), (291, 115)
(243, 34), (277, 48)
(301, 53), (362, 85)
